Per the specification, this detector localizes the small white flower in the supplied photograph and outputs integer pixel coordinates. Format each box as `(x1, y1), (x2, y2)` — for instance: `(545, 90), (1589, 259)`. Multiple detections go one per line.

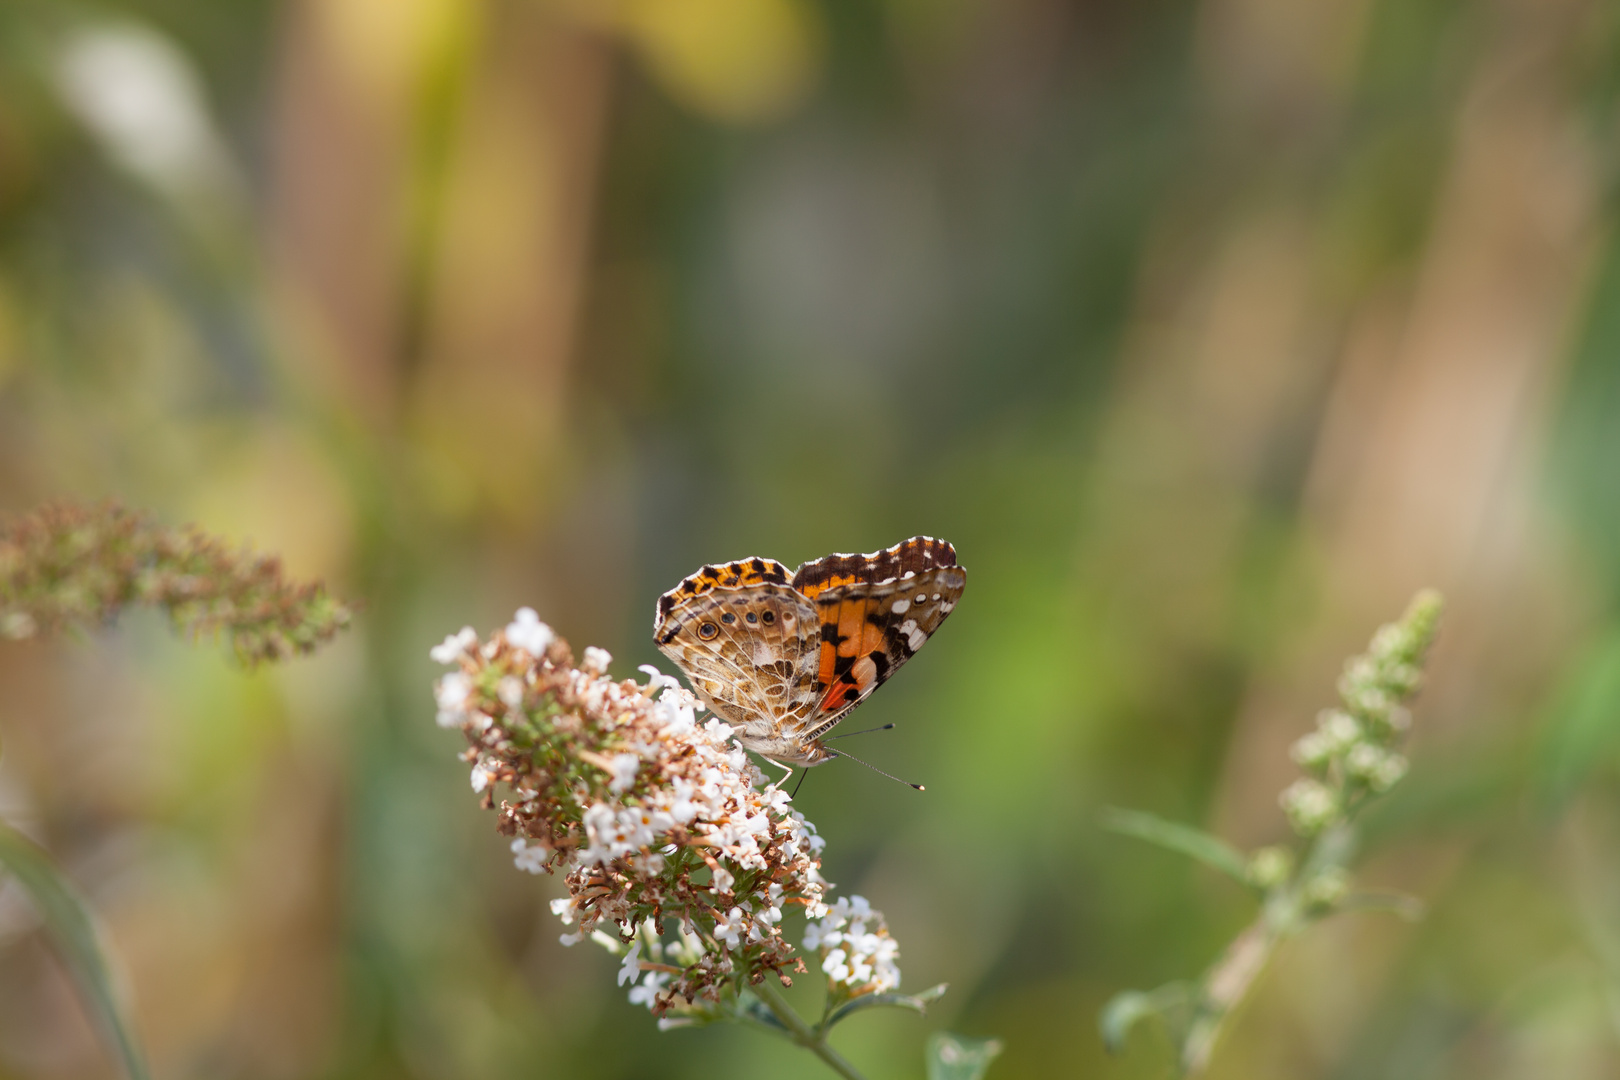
(618, 940), (643, 986)
(582, 646), (612, 674)
(549, 896), (577, 924)
(470, 761), (497, 793)
(629, 969), (668, 1008)
(511, 838), (547, 874)
(608, 752), (641, 795)
(430, 626), (478, 664)
(497, 675), (524, 708)
(434, 673), (471, 727)
(713, 906), (744, 949)
(711, 865), (735, 894)
(822, 947), (851, 983)
(505, 608), (555, 657)
(558, 931), (583, 947)
(639, 664), (682, 692)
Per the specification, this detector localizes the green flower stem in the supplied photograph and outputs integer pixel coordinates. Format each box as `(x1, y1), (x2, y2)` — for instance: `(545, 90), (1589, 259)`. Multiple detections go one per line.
(750, 979), (868, 1080)
(1181, 917), (1279, 1075)
(1181, 823), (1355, 1076)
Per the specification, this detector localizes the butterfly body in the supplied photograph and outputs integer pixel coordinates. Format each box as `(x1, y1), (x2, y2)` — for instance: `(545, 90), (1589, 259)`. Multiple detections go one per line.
(654, 537), (965, 768)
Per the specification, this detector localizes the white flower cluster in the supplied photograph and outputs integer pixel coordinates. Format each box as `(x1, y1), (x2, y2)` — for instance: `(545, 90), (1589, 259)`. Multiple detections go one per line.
(431, 608), (832, 1014)
(803, 895), (901, 995)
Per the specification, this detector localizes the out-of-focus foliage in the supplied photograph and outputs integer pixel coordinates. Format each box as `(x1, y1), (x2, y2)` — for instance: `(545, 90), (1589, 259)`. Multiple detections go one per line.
(0, 0), (1619, 1078)
(0, 822), (149, 1080)
(0, 501), (351, 662)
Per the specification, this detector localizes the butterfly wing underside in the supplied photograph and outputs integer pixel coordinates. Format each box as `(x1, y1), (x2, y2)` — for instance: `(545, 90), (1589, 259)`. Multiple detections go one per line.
(653, 557), (823, 755)
(653, 537), (965, 766)
(791, 536), (965, 741)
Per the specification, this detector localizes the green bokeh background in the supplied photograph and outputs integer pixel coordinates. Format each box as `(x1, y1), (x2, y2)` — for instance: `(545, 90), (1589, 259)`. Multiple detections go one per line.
(3, 0), (1620, 1077)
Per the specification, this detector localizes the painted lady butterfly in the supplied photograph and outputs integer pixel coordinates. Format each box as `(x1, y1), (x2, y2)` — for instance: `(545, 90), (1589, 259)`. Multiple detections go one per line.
(654, 536), (966, 771)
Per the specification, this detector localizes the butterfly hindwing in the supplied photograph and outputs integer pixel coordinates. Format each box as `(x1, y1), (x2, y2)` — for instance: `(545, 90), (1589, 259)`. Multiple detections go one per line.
(792, 538), (965, 739)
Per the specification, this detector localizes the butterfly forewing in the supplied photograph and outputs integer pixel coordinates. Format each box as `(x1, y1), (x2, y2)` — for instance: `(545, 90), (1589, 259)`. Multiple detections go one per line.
(802, 563), (965, 739)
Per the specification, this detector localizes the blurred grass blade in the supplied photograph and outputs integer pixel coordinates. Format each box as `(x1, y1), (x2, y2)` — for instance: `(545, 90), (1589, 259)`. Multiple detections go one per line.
(823, 982), (947, 1029)
(1535, 630), (1620, 813)
(0, 820), (150, 1080)
(1337, 890), (1426, 921)
(1101, 807), (1251, 883)
(926, 1032), (1003, 1080)
(1099, 982), (1192, 1053)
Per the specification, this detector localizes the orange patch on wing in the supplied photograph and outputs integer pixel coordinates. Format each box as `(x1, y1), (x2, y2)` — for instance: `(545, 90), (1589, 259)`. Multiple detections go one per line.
(822, 678), (856, 711)
(798, 572), (861, 600)
(817, 639), (838, 685)
(859, 614), (886, 657)
(836, 599), (866, 657)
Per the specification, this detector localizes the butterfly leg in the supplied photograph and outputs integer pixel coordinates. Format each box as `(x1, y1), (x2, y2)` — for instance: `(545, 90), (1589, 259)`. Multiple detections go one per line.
(762, 756), (795, 787)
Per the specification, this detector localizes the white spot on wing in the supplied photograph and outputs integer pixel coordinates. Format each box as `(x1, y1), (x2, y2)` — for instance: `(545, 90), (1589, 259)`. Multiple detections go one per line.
(891, 599), (910, 614)
(898, 618), (926, 651)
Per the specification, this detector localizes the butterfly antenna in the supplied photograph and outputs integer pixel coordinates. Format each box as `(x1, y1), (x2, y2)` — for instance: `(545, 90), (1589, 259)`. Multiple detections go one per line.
(825, 723), (896, 741)
(828, 748), (924, 791)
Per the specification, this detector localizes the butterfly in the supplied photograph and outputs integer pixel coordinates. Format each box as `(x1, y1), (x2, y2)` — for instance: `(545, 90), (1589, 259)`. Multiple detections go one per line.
(653, 536), (965, 772)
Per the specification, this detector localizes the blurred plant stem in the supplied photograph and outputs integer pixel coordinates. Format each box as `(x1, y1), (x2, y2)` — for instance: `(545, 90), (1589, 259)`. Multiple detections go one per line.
(750, 979), (868, 1080)
(1180, 822), (1354, 1075)
(1102, 592), (1442, 1076)
(0, 821), (151, 1080)
(1182, 922), (1271, 1075)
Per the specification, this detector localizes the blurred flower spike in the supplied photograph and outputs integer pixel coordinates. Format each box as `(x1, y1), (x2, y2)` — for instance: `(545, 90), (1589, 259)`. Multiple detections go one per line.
(1282, 588), (1441, 837)
(1102, 590), (1443, 1076)
(431, 610), (838, 1020)
(0, 501), (351, 663)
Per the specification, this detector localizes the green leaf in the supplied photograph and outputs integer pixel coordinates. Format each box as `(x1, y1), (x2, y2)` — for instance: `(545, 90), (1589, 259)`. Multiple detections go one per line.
(1535, 629), (1620, 813)
(823, 982), (947, 1030)
(0, 820), (150, 1080)
(926, 1032), (1004, 1080)
(1099, 982), (1193, 1053)
(1100, 807), (1251, 884)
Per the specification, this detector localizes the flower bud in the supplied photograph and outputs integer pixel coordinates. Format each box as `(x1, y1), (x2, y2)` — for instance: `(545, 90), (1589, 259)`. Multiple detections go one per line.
(1290, 732), (1335, 772)
(1246, 845), (1295, 890)
(1301, 867), (1351, 912)
(1280, 779), (1339, 836)
(1318, 709), (1362, 752)
(1370, 752), (1407, 792)
(1343, 743), (1385, 782)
